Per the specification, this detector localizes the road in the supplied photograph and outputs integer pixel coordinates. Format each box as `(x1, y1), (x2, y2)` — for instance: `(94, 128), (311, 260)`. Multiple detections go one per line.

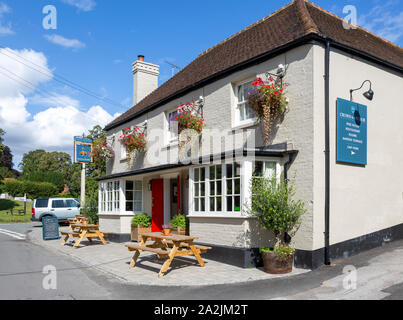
(0, 223), (402, 300)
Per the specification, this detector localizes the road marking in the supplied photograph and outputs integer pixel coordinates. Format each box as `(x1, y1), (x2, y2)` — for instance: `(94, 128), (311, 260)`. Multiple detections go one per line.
(0, 228), (26, 240)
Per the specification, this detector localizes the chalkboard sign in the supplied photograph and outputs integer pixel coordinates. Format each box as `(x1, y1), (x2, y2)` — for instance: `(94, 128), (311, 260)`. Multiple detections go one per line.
(42, 216), (61, 240)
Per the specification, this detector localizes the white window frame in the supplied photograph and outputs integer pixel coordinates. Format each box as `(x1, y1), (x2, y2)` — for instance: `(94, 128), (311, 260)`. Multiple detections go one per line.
(166, 109), (179, 146)
(99, 180), (121, 214)
(189, 161), (243, 217)
(189, 158), (281, 218)
(123, 179), (144, 214)
(233, 78), (258, 128)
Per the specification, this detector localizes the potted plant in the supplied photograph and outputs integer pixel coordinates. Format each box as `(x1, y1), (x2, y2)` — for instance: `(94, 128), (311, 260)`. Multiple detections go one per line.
(119, 127), (147, 169)
(162, 224), (172, 236)
(170, 214), (189, 236)
(247, 76), (289, 146)
(247, 176), (306, 274)
(131, 213), (152, 242)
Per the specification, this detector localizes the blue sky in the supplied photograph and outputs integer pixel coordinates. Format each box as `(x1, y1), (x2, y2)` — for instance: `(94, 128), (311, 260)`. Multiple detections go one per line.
(0, 0), (402, 168)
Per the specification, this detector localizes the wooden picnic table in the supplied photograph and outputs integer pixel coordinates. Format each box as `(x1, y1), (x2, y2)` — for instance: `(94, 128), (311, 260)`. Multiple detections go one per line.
(125, 232), (212, 277)
(61, 223), (108, 249)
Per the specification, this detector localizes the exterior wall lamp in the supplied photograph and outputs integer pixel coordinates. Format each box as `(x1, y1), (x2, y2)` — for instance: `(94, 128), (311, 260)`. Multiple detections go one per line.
(350, 80), (374, 101)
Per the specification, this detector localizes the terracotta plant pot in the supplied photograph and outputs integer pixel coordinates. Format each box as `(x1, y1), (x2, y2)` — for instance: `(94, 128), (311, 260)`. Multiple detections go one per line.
(162, 229), (171, 236)
(261, 251), (294, 274)
(131, 225), (152, 242)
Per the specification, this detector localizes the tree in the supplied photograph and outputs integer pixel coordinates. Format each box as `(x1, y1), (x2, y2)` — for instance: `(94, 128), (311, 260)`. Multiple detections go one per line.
(19, 150), (47, 176)
(0, 167), (15, 179)
(20, 150), (73, 188)
(0, 128), (5, 155)
(0, 146), (13, 170)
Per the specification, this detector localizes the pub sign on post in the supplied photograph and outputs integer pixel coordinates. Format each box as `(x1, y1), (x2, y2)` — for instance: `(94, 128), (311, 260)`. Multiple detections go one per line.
(337, 98), (367, 165)
(74, 137), (93, 164)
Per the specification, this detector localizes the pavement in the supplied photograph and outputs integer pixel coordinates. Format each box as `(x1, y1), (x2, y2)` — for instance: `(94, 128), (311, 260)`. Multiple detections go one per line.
(26, 224), (309, 286)
(1, 222), (403, 300)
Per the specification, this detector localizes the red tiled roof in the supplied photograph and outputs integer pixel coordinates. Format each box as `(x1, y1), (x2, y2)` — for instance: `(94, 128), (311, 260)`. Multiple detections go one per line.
(105, 0), (403, 130)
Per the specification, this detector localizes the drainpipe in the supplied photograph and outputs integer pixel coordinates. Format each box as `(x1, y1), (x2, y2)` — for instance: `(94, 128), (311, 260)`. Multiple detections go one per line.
(324, 39), (331, 265)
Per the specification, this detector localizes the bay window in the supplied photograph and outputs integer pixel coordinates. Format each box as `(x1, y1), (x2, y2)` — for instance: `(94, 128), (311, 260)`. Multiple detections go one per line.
(192, 162), (241, 214)
(99, 180), (120, 213)
(125, 180), (143, 212)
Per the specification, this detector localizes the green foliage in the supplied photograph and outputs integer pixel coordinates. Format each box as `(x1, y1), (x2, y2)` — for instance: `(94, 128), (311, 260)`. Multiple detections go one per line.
(170, 215), (187, 229)
(259, 246), (296, 260)
(20, 171), (65, 192)
(0, 146), (13, 170)
(0, 199), (16, 211)
(81, 176), (100, 224)
(57, 193), (75, 198)
(0, 181), (4, 194)
(131, 213), (151, 227)
(0, 128), (4, 156)
(248, 177), (306, 246)
(3, 180), (58, 199)
(0, 166), (15, 179)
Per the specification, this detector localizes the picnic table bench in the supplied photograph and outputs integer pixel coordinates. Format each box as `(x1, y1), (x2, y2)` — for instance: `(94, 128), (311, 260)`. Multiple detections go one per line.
(8, 209), (25, 216)
(125, 232), (212, 277)
(61, 223), (109, 249)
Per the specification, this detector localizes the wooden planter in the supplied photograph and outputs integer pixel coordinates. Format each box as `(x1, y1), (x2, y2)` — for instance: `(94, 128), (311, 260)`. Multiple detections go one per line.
(171, 228), (189, 236)
(131, 225), (151, 242)
(261, 252), (294, 274)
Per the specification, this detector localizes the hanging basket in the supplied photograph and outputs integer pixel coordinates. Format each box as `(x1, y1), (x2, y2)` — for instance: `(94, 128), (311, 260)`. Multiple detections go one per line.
(127, 149), (138, 170)
(178, 129), (199, 162)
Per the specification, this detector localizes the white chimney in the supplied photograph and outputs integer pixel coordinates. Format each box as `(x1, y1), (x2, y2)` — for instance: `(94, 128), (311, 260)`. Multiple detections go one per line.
(132, 55), (160, 105)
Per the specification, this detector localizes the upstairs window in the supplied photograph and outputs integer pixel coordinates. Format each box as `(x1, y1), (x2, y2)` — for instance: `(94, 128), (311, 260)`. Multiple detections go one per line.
(166, 110), (179, 144)
(236, 81), (256, 124)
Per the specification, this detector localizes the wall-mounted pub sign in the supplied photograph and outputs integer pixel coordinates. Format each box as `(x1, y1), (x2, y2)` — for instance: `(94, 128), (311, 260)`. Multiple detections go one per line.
(74, 137), (93, 164)
(336, 98), (367, 165)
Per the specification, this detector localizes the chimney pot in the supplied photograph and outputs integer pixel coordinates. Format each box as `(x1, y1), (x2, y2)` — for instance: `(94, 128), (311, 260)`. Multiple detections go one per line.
(138, 55), (145, 62)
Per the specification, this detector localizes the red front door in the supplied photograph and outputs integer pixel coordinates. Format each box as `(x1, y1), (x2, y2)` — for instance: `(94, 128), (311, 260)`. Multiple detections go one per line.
(151, 179), (164, 232)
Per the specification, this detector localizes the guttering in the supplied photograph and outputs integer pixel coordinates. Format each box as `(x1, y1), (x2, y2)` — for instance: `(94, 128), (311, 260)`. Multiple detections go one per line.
(324, 39), (331, 265)
(97, 148), (298, 181)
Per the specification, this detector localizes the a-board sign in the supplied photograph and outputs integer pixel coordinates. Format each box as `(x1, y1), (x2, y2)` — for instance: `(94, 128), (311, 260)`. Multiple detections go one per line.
(74, 137), (93, 164)
(42, 216), (60, 241)
(337, 98), (367, 165)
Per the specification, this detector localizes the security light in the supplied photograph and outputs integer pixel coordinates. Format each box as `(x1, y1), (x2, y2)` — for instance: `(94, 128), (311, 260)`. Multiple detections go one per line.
(350, 80), (374, 101)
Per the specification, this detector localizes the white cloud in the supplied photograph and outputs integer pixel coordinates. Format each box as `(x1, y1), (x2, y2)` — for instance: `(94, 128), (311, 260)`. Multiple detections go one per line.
(358, 3), (403, 43)
(61, 0), (96, 12)
(0, 48), (52, 97)
(0, 2), (14, 35)
(30, 93), (80, 109)
(44, 34), (86, 50)
(0, 48), (118, 166)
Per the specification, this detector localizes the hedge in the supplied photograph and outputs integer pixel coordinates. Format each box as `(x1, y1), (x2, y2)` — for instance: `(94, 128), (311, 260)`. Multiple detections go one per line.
(3, 180), (58, 199)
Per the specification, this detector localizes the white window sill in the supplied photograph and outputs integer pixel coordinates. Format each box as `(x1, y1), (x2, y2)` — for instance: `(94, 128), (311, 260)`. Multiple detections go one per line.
(231, 119), (259, 131)
(162, 140), (179, 150)
(188, 213), (252, 219)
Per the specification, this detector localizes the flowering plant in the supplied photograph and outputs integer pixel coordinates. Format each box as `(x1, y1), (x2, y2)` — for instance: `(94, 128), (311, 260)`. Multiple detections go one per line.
(247, 77), (289, 146)
(162, 224), (172, 229)
(92, 142), (114, 160)
(119, 127), (147, 168)
(172, 101), (205, 135)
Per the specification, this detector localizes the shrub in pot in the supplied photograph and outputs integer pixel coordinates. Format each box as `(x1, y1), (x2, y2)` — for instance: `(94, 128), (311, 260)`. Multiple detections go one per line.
(247, 176), (306, 274)
(169, 214), (189, 236)
(131, 213), (152, 242)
